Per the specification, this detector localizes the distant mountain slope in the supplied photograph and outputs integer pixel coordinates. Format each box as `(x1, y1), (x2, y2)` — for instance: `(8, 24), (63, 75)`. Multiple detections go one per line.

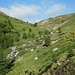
(38, 13), (75, 33)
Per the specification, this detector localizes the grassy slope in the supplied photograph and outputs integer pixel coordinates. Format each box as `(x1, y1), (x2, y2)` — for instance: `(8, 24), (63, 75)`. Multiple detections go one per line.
(6, 13), (75, 75)
(0, 12), (46, 75)
(38, 13), (75, 33)
(0, 12), (75, 75)
(7, 29), (75, 75)
(0, 12), (45, 57)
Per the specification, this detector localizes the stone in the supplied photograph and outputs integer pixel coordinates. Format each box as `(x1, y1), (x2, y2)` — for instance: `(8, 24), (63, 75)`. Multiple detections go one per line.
(35, 57), (38, 60)
(31, 49), (34, 51)
(52, 47), (58, 52)
(11, 46), (16, 51)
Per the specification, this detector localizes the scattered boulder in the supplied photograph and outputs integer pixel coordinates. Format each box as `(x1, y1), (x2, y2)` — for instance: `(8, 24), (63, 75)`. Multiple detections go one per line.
(56, 31), (59, 33)
(31, 49), (34, 51)
(51, 40), (58, 45)
(28, 40), (32, 43)
(14, 51), (19, 57)
(51, 32), (53, 34)
(11, 46), (16, 51)
(52, 48), (58, 52)
(7, 46), (19, 59)
(42, 41), (45, 45)
(22, 44), (26, 47)
(57, 61), (61, 65)
(35, 57), (38, 60)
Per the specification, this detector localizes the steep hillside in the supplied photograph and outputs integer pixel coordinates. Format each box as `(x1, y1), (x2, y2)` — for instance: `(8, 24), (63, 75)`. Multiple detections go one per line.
(0, 11), (46, 75)
(0, 12), (75, 75)
(7, 29), (75, 75)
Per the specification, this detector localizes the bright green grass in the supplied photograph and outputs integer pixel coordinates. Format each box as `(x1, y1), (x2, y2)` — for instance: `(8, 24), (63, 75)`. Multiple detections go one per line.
(7, 32), (75, 75)
(0, 12), (75, 75)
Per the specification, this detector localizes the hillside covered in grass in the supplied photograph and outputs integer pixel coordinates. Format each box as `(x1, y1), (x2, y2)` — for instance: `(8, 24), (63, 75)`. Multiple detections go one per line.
(38, 13), (75, 33)
(0, 11), (75, 75)
(0, 11), (47, 75)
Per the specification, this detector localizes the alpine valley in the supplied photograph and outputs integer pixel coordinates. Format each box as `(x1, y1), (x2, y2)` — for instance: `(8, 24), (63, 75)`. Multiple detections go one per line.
(0, 11), (75, 75)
